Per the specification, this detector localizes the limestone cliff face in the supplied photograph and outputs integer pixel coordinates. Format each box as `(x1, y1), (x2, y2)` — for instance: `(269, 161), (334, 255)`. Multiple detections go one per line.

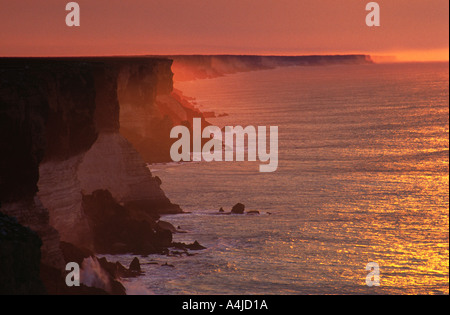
(117, 61), (173, 163)
(77, 132), (179, 216)
(37, 155), (90, 247)
(0, 60), (96, 270)
(35, 59), (181, 248)
(1, 59), (105, 270)
(117, 60), (209, 163)
(0, 58), (182, 274)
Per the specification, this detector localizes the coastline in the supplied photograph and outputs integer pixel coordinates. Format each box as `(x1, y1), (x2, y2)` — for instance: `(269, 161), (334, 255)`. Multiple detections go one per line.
(0, 55), (374, 294)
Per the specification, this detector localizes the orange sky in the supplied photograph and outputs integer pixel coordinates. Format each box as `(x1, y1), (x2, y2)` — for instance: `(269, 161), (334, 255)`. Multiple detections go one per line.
(0, 0), (448, 61)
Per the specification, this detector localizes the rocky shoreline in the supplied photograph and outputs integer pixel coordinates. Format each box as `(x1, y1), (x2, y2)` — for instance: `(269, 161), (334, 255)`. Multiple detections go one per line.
(0, 55), (373, 294)
(0, 57), (208, 294)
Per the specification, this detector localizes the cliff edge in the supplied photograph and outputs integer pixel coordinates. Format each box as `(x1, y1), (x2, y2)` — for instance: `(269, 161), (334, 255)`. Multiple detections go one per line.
(0, 57), (190, 293)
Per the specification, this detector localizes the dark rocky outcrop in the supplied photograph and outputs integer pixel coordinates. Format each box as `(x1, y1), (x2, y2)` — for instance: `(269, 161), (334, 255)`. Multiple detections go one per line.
(157, 220), (178, 233)
(129, 257), (141, 273)
(216, 206), (262, 216)
(59, 241), (94, 266)
(231, 203), (245, 214)
(82, 189), (173, 255)
(172, 240), (206, 251)
(0, 212), (46, 295)
(97, 257), (142, 280)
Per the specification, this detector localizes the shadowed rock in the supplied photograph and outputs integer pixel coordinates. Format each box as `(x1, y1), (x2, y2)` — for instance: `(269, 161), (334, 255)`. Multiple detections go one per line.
(157, 220), (178, 233)
(0, 212), (46, 295)
(231, 203), (245, 214)
(172, 240), (206, 251)
(82, 189), (173, 255)
(129, 257), (141, 273)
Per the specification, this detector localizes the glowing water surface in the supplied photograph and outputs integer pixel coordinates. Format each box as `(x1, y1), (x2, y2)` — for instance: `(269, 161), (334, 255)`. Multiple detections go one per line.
(108, 62), (449, 295)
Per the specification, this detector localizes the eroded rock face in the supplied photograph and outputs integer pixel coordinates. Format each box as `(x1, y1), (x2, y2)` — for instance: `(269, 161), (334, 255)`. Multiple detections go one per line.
(0, 59), (101, 273)
(0, 198), (65, 270)
(82, 190), (173, 255)
(117, 61), (210, 163)
(34, 58), (181, 250)
(117, 60), (174, 163)
(77, 132), (181, 217)
(0, 57), (187, 293)
(38, 155), (91, 247)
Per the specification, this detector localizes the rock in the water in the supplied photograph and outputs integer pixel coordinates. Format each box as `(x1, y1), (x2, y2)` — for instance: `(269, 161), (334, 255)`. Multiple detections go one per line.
(219, 207), (225, 213)
(129, 257), (141, 273)
(247, 211), (260, 215)
(172, 240), (206, 251)
(187, 241), (206, 250)
(98, 256), (141, 281)
(162, 262), (175, 268)
(231, 203), (245, 214)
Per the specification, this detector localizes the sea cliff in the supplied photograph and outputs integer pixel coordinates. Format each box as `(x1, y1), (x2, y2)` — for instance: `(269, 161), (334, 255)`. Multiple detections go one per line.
(170, 54), (373, 81)
(0, 54), (374, 294)
(0, 57), (192, 293)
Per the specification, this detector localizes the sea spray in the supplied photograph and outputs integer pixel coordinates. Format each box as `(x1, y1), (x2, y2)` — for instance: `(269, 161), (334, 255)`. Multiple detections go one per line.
(80, 257), (112, 292)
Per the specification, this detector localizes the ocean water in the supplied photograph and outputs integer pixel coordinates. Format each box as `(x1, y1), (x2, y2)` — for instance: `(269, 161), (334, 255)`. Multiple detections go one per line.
(114, 62), (449, 295)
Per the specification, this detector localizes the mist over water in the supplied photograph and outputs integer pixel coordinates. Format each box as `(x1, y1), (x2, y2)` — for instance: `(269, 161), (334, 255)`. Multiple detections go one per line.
(116, 63), (448, 294)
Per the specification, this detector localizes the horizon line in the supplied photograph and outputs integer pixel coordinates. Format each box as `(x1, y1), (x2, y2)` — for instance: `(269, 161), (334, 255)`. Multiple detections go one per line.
(0, 53), (448, 63)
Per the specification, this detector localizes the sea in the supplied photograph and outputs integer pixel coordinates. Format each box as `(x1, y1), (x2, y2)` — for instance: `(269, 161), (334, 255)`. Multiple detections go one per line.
(104, 62), (449, 295)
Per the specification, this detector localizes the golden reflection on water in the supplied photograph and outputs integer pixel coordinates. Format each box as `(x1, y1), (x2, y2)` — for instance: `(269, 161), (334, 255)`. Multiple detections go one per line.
(158, 63), (449, 295)
(329, 145), (449, 294)
(283, 122), (449, 294)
